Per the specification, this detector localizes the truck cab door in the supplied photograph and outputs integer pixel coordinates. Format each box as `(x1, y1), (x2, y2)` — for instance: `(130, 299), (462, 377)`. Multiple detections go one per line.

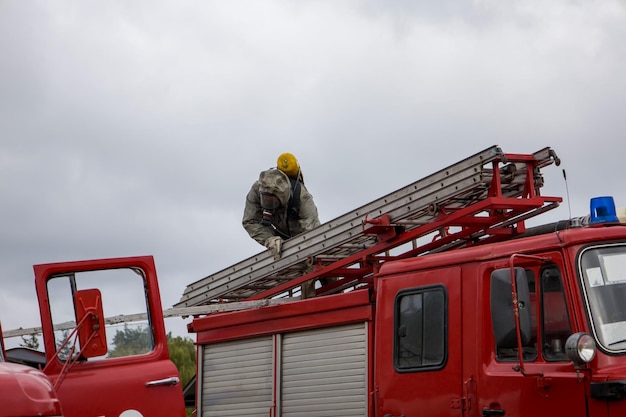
(34, 256), (186, 417)
(375, 266), (463, 416)
(480, 256), (588, 417)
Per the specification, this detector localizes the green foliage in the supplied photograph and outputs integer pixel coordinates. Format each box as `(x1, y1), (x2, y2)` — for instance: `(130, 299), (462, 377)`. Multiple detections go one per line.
(56, 329), (73, 359)
(20, 333), (40, 350)
(167, 332), (196, 417)
(108, 325), (151, 358)
(167, 332), (196, 387)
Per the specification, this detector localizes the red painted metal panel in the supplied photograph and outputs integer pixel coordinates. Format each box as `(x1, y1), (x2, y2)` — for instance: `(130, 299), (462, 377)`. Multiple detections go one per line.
(191, 289), (371, 333)
(194, 293), (372, 344)
(374, 266), (463, 417)
(0, 361), (63, 417)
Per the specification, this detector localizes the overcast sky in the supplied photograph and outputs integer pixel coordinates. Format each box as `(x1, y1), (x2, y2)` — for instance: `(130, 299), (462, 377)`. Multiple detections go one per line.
(1, 1), (625, 343)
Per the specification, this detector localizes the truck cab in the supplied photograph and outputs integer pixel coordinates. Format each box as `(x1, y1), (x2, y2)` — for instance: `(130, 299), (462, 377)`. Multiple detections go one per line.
(0, 321), (63, 417)
(374, 222), (626, 417)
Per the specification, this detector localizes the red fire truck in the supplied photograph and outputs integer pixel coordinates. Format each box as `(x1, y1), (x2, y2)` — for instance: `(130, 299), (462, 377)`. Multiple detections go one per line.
(172, 145), (626, 416)
(11, 145), (626, 416)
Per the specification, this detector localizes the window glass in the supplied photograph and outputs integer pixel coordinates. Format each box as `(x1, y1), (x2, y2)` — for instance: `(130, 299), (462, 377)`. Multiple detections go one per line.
(541, 266), (572, 361)
(494, 269), (537, 362)
(579, 245), (626, 351)
(493, 265), (573, 362)
(47, 268), (153, 362)
(395, 286), (446, 371)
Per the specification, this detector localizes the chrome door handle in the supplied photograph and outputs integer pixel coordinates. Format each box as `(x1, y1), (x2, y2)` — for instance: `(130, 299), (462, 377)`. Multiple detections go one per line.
(482, 408), (505, 416)
(145, 376), (180, 387)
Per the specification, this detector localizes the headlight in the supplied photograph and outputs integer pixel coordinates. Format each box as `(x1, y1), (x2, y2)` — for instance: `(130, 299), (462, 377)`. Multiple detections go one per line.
(565, 332), (597, 365)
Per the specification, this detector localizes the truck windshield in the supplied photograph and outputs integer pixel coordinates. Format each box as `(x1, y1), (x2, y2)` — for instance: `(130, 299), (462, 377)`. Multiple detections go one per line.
(579, 244), (626, 353)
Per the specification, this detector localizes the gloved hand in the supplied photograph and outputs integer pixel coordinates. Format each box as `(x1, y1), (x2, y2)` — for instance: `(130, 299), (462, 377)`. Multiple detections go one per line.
(264, 236), (283, 260)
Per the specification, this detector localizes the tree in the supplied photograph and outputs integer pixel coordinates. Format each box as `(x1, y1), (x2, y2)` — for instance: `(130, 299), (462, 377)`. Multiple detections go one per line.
(168, 333), (196, 417)
(167, 333), (196, 387)
(56, 329), (73, 359)
(20, 333), (40, 350)
(108, 325), (151, 358)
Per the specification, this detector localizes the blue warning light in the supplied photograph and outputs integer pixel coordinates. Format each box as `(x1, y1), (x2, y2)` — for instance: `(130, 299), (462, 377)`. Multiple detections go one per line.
(589, 196), (619, 224)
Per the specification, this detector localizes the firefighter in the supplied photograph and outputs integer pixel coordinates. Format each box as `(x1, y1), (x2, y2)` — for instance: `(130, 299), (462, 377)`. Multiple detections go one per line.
(242, 153), (322, 298)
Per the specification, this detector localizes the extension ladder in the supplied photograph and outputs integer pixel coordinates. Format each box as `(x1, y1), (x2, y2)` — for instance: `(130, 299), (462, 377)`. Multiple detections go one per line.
(175, 145), (562, 307)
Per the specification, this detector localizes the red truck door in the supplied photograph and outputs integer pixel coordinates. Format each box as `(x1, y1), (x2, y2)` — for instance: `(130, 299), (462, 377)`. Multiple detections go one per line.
(375, 266), (463, 416)
(476, 258), (589, 416)
(34, 256), (186, 417)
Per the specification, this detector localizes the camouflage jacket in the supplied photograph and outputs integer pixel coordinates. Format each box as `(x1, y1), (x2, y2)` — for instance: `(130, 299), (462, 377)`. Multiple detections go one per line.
(242, 168), (321, 246)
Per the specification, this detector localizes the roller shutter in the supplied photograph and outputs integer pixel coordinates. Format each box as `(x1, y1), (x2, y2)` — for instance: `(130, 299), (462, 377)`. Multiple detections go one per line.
(200, 336), (273, 417)
(280, 322), (367, 417)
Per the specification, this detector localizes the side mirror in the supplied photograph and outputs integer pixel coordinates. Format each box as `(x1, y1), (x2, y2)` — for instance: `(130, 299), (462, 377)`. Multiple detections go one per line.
(490, 267), (532, 348)
(74, 289), (108, 358)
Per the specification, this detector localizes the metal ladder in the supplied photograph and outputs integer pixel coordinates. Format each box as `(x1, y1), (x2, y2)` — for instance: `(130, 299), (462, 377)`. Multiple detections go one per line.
(175, 145), (562, 307)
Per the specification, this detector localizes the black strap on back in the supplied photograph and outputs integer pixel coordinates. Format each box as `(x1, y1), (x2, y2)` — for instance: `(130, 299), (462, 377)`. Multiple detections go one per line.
(287, 177), (302, 220)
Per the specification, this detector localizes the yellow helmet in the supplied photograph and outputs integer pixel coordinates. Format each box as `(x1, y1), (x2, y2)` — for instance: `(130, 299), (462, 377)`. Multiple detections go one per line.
(277, 152), (300, 177)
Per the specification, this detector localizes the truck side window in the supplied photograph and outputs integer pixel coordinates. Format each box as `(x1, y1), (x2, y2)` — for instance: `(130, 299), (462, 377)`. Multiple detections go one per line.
(394, 286), (447, 372)
(540, 266), (572, 361)
(495, 270), (538, 362)
(47, 268), (154, 361)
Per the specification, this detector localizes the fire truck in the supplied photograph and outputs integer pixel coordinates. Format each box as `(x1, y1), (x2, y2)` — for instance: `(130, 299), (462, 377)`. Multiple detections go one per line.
(8, 145), (626, 416)
(172, 145), (626, 416)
